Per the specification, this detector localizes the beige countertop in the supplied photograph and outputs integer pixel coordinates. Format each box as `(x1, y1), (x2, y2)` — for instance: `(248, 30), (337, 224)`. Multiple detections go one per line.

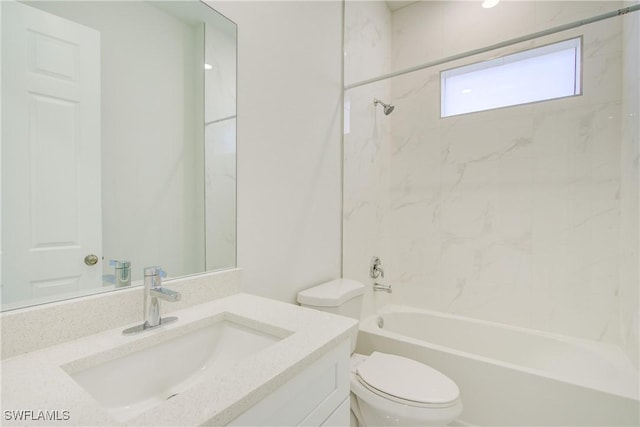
(1, 293), (357, 426)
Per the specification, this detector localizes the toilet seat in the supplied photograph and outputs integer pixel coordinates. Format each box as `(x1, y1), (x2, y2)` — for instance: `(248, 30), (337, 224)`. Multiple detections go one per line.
(355, 352), (460, 408)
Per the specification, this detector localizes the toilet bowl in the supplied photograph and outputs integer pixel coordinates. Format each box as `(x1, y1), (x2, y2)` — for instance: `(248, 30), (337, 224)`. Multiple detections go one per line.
(297, 279), (462, 426)
(350, 353), (462, 426)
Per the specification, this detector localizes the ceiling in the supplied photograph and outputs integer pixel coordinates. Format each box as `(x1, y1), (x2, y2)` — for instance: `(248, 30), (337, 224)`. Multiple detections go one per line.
(386, 1), (419, 12)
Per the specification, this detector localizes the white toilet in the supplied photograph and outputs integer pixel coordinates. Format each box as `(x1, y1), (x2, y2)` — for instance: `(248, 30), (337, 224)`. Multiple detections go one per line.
(297, 279), (462, 427)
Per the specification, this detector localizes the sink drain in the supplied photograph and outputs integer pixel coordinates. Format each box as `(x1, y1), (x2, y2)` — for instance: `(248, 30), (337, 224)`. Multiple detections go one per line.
(166, 393), (179, 400)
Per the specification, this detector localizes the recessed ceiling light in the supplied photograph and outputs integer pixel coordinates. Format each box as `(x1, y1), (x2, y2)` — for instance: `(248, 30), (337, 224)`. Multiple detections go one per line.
(204, 63), (213, 70)
(482, 0), (500, 8)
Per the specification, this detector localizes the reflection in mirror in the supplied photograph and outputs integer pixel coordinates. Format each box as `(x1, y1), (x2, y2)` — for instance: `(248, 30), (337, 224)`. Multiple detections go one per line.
(1, 1), (237, 310)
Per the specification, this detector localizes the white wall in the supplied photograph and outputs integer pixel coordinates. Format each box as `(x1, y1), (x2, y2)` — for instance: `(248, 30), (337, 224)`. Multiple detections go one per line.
(208, 1), (344, 303)
(204, 17), (237, 271)
(97, 2), (205, 282)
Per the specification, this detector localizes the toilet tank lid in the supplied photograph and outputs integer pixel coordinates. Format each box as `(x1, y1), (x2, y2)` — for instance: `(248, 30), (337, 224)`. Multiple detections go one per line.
(297, 278), (365, 307)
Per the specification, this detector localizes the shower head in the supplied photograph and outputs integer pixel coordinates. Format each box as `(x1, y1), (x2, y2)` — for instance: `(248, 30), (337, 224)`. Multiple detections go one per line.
(374, 98), (395, 115)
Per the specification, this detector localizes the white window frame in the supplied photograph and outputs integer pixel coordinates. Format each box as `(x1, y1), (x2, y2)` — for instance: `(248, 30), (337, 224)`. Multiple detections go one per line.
(441, 37), (582, 118)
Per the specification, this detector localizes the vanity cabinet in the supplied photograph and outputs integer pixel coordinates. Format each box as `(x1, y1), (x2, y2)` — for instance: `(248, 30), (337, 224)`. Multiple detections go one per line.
(1, 293), (358, 426)
(227, 339), (350, 427)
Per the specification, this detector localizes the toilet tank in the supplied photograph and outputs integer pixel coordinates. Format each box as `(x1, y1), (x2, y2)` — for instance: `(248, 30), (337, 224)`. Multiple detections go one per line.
(297, 278), (365, 320)
(297, 279), (365, 354)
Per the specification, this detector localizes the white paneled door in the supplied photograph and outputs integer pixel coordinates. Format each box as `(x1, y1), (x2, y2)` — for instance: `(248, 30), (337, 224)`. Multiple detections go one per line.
(2, 1), (101, 306)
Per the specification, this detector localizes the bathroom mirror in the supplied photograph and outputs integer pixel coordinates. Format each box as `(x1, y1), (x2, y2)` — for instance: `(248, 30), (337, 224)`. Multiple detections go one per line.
(1, 0), (237, 310)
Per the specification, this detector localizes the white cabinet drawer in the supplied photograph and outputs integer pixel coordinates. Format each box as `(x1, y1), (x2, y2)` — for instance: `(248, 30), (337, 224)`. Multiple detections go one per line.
(320, 397), (349, 427)
(228, 339), (350, 427)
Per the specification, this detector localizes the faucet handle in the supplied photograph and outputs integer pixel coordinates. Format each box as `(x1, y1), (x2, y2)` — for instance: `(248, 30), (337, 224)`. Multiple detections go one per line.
(370, 256), (384, 279)
(144, 266), (166, 278)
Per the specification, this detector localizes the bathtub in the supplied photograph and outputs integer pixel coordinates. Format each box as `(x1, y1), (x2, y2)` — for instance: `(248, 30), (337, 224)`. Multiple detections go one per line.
(355, 305), (639, 426)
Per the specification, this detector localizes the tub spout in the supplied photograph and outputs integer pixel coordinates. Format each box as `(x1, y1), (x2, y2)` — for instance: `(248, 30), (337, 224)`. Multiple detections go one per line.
(373, 282), (392, 293)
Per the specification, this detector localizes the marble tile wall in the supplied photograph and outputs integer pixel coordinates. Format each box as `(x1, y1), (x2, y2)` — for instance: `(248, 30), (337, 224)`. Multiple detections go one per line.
(620, 2), (639, 366)
(343, 1), (393, 316)
(344, 1), (637, 351)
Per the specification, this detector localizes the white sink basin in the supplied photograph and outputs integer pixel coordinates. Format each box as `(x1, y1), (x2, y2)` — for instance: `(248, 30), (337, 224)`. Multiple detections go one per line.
(63, 316), (287, 421)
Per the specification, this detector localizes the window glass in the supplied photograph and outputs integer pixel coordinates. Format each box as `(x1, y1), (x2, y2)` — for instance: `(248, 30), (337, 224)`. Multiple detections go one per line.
(441, 37), (582, 117)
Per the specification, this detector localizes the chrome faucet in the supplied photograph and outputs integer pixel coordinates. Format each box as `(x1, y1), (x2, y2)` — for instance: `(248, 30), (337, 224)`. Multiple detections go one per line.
(373, 282), (392, 293)
(143, 266), (180, 328)
(123, 266), (181, 335)
(110, 259), (131, 288)
(370, 256), (385, 279)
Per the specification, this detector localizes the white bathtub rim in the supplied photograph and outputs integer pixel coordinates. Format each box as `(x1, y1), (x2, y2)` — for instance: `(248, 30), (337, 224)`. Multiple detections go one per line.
(374, 304), (634, 360)
(361, 304), (639, 401)
(374, 304), (637, 371)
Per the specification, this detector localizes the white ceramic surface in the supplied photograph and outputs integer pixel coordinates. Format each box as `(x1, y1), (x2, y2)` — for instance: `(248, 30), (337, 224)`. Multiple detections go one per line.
(373, 305), (639, 399)
(357, 306), (640, 426)
(66, 317), (284, 421)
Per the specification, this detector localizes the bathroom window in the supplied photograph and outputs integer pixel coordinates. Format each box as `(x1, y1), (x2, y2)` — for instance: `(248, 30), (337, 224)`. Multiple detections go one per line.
(441, 37), (582, 117)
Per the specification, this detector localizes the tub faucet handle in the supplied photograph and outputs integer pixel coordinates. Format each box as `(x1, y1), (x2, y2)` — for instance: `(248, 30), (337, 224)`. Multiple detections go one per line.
(370, 256), (385, 279)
